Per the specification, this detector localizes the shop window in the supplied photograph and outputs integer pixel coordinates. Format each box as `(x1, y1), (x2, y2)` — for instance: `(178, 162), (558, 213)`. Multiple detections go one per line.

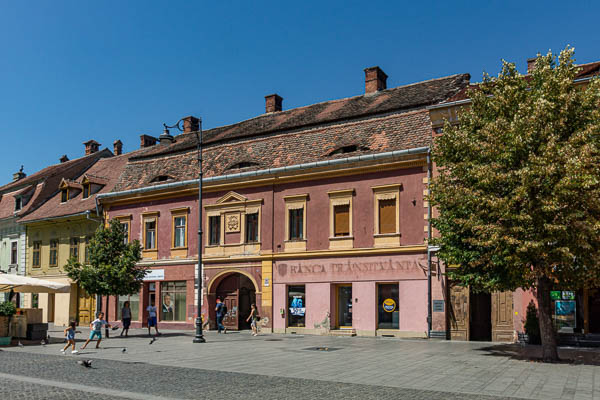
(49, 239), (59, 267)
(118, 294), (140, 321)
(69, 237), (79, 260)
(173, 216), (187, 248)
(84, 236), (91, 264)
(10, 241), (17, 265)
(378, 284), (399, 329)
(245, 212), (259, 243)
(144, 219), (157, 249)
(288, 285), (306, 327)
(160, 281), (187, 321)
(32, 241), (41, 268)
(208, 215), (220, 246)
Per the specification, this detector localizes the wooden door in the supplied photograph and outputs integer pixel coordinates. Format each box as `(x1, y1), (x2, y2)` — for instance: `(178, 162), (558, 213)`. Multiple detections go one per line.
(77, 287), (96, 325)
(222, 290), (239, 330)
(449, 284), (469, 340)
(491, 291), (514, 341)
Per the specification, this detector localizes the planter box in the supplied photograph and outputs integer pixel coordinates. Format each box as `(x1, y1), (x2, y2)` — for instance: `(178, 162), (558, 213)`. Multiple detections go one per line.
(0, 316), (9, 337)
(0, 336), (11, 346)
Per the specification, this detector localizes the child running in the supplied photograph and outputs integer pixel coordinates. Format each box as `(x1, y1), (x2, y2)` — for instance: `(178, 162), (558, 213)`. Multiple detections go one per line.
(61, 321), (78, 354)
(81, 312), (111, 350)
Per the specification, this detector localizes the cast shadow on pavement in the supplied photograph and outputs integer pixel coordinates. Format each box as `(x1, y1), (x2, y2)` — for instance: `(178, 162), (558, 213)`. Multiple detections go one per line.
(476, 343), (600, 365)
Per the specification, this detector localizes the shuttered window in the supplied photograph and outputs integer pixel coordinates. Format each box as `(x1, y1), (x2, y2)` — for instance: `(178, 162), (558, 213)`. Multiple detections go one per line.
(378, 199), (396, 234)
(334, 204), (350, 237)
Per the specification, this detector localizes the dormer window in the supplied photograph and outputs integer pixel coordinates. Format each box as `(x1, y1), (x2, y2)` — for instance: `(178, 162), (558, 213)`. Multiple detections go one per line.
(83, 183), (90, 199)
(61, 189), (68, 203)
(227, 161), (259, 170)
(150, 175), (173, 183)
(328, 144), (366, 156)
(14, 197), (22, 211)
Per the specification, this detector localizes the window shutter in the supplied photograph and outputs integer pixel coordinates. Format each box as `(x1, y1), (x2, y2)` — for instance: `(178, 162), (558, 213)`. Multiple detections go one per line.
(334, 205), (350, 237)
(378, 199), (396, 234)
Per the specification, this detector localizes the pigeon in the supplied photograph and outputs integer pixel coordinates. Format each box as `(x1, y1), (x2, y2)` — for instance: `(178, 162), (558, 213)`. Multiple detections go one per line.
(78, 360), (93, 368)
(17, 341), (24, 348)
(149, 337), (156, 345)
(121, 348), (127, 353)
(111, 326), (119, 331)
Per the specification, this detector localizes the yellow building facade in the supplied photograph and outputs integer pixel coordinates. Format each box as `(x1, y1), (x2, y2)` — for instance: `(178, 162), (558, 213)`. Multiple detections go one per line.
(25, 216), (99, 326)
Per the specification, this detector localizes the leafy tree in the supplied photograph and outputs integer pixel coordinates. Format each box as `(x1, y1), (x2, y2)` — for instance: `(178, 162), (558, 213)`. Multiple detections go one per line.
(65, 219), (145, 323)
(430, 47), (600, 362)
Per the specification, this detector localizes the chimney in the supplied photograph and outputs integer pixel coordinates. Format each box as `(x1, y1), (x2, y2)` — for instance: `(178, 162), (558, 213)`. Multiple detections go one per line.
(527, 57), (538, 74)
(83, 140), (100, 155)
(12, 166), (25, 182)
(159, 126), (175, 145)
(140, 134), (158, 148)
(59, 155), (69, 163)
(265, 94), (283, 113)
(182, 116), (200, 133)
(113, 140), (123, 156)
(364, 66), (388, 93)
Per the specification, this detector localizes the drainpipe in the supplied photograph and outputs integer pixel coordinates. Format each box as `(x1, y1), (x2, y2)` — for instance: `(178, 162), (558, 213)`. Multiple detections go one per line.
(427, 150), (432, 338)
(93, 198), (102, 318)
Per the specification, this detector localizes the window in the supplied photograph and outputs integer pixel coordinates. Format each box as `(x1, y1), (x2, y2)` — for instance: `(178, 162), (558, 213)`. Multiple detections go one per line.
(373, 185), (400, 246)
(208, 215), (220, 246)
(32, 241), (41, 267)
(14, 197), (22, 211)
(61, 189), (68, 203)
(288, 285), (306, 327)
(121, 222), (129, 244)
(70, 237), (79, 260)
(49, 239), (58, 266)
(289, 209), (304, 240)
(227, 161), (259, 170)
(245, 212), (259, 243)
(144, 219), (157, 249)
(378, 284), (399, 329)
(334, 205), (350, 237)
(83, 184), (90, 199)
(10, 242), (17, 264)
(160, 281), (187, 321)
(118, 294), (140, 321)
(173, 216), (187, 248)
(84, 236), (91, 264)
(150, 175), (173, 183)
(284, 194), (307, 251)
(378, 199), (396, 234)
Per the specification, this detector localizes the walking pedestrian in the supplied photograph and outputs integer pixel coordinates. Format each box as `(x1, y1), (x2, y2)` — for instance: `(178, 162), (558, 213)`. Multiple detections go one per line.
(215, 298), (226, 334)
(61, 321), (78, 354)
(246, 303), (259, 336)
(146, 300), (160, 336)
(120, 301), (132, 337)
(81, 312), (111, 350)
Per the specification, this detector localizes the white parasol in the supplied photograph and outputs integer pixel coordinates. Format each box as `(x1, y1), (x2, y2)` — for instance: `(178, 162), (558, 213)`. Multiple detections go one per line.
(0, 274), (70, 293)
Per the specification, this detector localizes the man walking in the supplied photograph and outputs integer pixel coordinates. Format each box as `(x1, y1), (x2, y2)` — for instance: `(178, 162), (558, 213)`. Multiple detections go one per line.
(215, 298), (226, 334)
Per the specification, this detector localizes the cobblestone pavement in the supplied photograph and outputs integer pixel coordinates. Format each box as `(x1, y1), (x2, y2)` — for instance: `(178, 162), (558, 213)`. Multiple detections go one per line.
(0, 351), (519, 399)
(3, 325), (600, 399)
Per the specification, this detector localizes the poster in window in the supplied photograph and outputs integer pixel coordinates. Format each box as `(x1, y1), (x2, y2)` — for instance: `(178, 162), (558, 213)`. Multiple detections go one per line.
(289, 296), (305, 316)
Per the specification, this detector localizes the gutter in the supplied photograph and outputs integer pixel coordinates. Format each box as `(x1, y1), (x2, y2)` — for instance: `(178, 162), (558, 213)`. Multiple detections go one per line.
(97, 146), (430, 201)
(19, 211), (90, 225)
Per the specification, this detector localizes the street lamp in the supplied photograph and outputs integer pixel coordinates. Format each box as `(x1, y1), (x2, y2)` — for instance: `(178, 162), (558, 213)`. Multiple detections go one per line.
(163, 119), (205, 343)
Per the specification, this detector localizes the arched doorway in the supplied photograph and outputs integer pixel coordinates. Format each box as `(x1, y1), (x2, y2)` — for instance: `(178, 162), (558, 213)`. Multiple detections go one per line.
(215, 273), (257, 330)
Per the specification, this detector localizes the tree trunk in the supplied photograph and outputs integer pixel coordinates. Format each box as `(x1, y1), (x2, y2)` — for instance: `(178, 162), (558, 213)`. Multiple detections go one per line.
(536, 276), (559, 362)
(105, 296), (110, 338)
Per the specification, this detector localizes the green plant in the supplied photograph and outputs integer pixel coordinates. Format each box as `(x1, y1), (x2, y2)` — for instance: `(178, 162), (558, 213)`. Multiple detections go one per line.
(524, 300), (541, 345)
(0, 301), (17, 317)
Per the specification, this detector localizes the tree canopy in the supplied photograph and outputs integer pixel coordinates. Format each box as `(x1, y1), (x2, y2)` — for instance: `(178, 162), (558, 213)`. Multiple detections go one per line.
(65, 219), (145, 297)
(430, 47), (600, 361)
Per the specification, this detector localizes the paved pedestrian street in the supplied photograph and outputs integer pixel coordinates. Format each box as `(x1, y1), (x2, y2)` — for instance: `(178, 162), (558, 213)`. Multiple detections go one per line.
(1, 327), (600, 399)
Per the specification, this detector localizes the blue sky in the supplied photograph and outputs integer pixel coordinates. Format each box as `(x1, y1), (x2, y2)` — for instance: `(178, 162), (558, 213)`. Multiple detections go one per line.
(0, 1), (598, 182)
